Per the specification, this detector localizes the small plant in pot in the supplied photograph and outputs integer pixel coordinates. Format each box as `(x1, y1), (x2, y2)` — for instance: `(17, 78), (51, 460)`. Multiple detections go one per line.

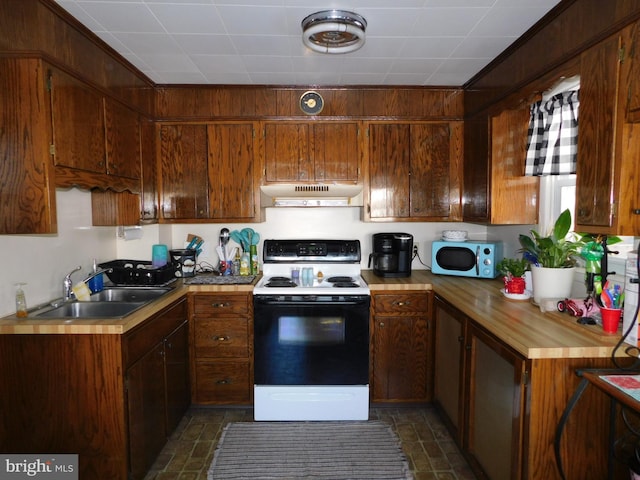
(518, 209), (582, 303)
(497, 258), (529, 294)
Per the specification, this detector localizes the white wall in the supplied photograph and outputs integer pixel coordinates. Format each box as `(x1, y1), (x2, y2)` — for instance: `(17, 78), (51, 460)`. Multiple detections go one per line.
(0, 189), (116, 317)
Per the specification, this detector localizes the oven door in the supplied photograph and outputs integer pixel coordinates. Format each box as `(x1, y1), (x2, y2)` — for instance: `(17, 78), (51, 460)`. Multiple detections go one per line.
(253, 295), (370, 386)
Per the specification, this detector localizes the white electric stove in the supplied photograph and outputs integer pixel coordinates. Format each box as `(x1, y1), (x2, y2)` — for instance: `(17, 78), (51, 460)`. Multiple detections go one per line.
(253, 239), (370, 421)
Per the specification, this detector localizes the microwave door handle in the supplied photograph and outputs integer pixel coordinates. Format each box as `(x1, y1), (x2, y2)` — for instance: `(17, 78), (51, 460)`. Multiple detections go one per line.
(475, 246), (480, 276)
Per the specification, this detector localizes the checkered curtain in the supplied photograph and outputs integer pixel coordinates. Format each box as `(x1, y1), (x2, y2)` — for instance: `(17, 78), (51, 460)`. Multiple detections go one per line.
(524, 90), (579, 176)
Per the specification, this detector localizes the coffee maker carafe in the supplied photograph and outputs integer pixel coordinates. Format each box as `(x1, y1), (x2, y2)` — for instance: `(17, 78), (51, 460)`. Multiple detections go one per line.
(369, 233), (413, 278)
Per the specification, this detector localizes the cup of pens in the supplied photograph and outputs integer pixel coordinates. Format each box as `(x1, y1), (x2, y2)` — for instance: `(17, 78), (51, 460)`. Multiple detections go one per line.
(599, 282), (624, 334)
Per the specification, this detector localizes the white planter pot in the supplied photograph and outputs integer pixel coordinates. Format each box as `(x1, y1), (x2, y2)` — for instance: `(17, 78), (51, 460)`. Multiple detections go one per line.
(530, 265), (576, 304)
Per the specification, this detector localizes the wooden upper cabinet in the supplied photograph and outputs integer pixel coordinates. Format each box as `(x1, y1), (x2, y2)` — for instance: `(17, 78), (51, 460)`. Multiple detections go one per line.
(104, 98), (141, 180)
(0, 58), (57, 234)
(626, 20), (640, 123)
(489, 107), (538, 224)
(49, 67), (106, 173)
(159, 125), (209, 219)
(263, 121), (359, 183)
(207, 123), (257, 220)
(574, 30), (640, 234)
(311, 123), (359, 182)
(367, 122), (462, 221)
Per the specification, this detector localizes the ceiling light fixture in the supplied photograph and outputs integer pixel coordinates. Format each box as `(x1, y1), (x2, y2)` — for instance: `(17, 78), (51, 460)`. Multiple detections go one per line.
(301, 10), (367, 54)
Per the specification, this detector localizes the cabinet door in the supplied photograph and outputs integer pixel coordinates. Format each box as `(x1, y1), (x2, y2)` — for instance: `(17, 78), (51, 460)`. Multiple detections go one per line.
(104, 98), (141, 179)
(368, 124), (411, 218)
(465, 323), (527, 480)
(433, 297), (465, 443)
(164, 321), (190, 434)
(311, 123), (359, 182)
(372, 315), (430, 402)
(207, 123), (256, 219)
(575, 34), (621, 228)
(409, 123), (459, 218)
(264, 123), (310, 181)
(490, 107), (538, 224)
(159, 124), (209, 219)
(140, 117), (158, 221)
(626, 20), (640, 122)
(49, 68), (106, 173)
(0, 58), (56, 234)
(126, 342), (167, 480)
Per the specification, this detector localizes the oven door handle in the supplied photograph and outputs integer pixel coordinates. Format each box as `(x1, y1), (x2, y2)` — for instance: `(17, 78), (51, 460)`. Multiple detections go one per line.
(254, 297), (370, 306)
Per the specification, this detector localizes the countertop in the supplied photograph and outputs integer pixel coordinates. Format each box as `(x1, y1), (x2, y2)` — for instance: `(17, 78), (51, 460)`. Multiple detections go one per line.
(363, 270), (625, 359)
(0, 271), (627, 361)
(0, 278), (257, 335)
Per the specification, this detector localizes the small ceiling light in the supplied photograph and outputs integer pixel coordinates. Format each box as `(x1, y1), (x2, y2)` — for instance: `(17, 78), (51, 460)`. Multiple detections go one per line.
(301, 10), (367, 54)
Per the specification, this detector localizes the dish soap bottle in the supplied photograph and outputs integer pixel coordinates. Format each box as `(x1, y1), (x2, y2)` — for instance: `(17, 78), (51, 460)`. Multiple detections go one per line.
(240, 251), (250, 276)
(15, 283), (27, 318)
(233, 250), (241, 276)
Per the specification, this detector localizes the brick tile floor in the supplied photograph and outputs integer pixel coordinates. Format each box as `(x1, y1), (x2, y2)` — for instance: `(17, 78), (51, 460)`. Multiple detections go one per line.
(144, 406), (476, 480)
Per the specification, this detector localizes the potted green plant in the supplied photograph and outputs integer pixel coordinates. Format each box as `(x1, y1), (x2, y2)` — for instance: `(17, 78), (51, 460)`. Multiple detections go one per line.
(496, 258), (529, 294)
(518, 209), (582, 303)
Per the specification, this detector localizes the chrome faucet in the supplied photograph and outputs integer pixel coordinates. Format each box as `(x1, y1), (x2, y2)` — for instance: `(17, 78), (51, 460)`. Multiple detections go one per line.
(83, 267), (112, 283)
(63, 266), (82, 301)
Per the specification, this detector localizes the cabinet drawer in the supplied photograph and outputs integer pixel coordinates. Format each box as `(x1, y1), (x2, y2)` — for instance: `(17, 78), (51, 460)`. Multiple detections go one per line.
(194, 318), (249, 358)
(374, 293), (430, 315)
(194, 361), (251, 404)
(192, 294), (249, 316)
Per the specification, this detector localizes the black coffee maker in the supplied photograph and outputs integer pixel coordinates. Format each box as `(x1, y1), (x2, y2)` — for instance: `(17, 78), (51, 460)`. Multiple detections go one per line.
(369, 233), (413, 277)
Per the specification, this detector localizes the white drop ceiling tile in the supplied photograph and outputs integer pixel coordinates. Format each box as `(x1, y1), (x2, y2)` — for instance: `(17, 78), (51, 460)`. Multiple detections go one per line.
(452, 35), (517, 59)
(291, 55), (347, 74)
(173, 34), (237, 55)
(216, 5), (289, 35)
(425, 72), (470, 85)
(191, 54), (247, 74)
(111, 33), (183, 54)
(137, 53), (200, 72)
(384, 72), (432, 85)
(294, 71), (347, 85)
(356, 8), (422, 37)
(435, 57), (491, 75)
(410, 7), (488, 36)
(471, 6), (556, 37)
(250, 72), (298, 85)
(231, 35), (294, 56)
(494, 0), (559, 7)
(76, 2), (164, 33)
(423, 0), (494, 6)
(341, 57), (391, 75)
(356, 37), (407, 58)
(55, 1), (105, 31)
(147, 4), (226, 34)
(390, 57), (443, 74)
(92, 31), (132, 54)
(241, 55), (293, 73)
(399, 36), (465, 58)
(146, 0), (214, 4)
(339, 73), (386, 85)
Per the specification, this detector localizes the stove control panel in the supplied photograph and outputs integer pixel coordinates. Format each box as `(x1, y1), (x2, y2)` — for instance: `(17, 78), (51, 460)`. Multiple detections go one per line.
(263, 239), (361, 263)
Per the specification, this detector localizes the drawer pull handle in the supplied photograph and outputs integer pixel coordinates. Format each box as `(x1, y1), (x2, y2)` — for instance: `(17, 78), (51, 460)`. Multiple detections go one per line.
(394, 301), (410, 307)
(216, 379), (231, 385)
(214, 335), (230, 342)
(212, 302), (231, 308)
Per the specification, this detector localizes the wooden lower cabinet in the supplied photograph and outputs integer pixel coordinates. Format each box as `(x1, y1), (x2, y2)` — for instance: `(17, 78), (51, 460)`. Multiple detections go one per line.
(434, 295), (618, 479)
(0, 298), (190, 480)
(371, 291), (433, 403)
(190, 292), (253, 405)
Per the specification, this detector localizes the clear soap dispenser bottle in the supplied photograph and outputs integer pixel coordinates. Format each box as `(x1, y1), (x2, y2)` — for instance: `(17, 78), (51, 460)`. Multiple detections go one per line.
(15, 283), (27, 318)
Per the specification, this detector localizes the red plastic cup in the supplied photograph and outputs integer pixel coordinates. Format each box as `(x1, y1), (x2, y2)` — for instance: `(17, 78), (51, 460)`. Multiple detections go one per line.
(600, 307), (622, 334)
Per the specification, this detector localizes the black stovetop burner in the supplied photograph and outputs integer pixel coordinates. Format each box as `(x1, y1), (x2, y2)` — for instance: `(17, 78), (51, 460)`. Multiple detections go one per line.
(265, 276), (297, 288)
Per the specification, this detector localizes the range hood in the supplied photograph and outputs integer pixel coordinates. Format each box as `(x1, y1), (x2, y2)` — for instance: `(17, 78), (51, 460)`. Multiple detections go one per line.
(260, 184), (363, 207)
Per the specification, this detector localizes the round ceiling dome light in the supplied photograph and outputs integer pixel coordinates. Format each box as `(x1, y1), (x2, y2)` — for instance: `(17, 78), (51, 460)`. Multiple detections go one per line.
(301, 10), (367, 54)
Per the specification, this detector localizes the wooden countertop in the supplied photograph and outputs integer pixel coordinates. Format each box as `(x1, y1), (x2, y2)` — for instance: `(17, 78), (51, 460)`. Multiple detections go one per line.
(363, 269), (625, 360)
(0, 278), (257, 335)
(0, 271), (626, 361)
